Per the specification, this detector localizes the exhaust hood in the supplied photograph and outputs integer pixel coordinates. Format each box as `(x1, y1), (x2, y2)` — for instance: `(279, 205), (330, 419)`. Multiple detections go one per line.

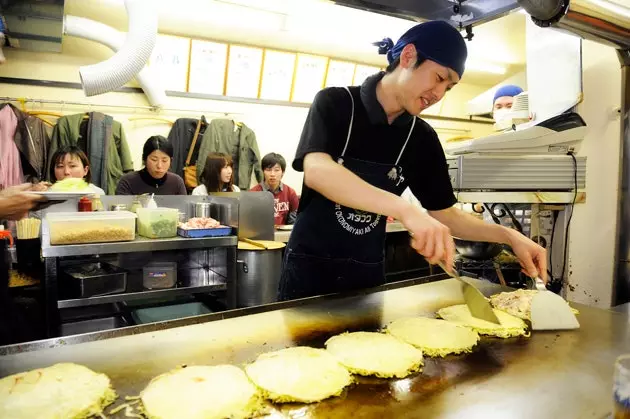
(0, 0), (65, 53)
(331, 0), (520, 27)
(518, 0), (630, 50)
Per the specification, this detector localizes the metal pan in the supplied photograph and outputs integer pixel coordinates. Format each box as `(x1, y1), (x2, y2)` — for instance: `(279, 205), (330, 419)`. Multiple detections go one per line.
(454, 238), (503, 260)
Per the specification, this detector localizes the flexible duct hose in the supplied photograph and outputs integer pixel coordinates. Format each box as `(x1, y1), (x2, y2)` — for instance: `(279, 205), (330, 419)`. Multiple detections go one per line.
(64, 15), (166, 107)
(65, 0), (159, 99)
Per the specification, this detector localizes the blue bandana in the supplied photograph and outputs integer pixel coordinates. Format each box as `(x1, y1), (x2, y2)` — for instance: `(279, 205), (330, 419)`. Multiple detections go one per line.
(373, 21), (468, 78)
(493, 85), (524, 103)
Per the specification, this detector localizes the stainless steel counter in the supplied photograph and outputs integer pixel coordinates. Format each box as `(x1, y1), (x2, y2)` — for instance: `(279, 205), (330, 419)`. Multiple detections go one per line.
(613, 302), (630, 316)
(42, 235), (238, 257)
(0, 277), (628, 418)
(274, 221), (408, 242)
(41, 234), (239, 336)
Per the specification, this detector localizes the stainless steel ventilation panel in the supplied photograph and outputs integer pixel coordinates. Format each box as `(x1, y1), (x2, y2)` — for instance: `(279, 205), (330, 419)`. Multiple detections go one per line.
(1, 0), (65, 53)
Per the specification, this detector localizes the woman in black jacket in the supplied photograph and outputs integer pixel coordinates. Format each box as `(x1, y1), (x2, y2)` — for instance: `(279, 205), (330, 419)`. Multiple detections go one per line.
(116, 136), (187, 195)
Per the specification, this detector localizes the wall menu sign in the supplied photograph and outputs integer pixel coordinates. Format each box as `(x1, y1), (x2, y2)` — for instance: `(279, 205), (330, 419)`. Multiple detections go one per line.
(325, 60), (356, 88)
(226, 45), (263, 98)
(260, 50), (296, 101)
(188, 40), (228, 95)
(150, 34), (191, 92)
(291, 54), (328, 103)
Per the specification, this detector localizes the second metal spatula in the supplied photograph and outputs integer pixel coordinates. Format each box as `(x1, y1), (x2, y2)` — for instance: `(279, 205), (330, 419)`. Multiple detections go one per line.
(530, 277), (580, 330)
(437, 261), (501, 324)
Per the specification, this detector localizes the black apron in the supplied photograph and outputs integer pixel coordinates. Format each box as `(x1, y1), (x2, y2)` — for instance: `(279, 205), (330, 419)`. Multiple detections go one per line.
(278, 87), (416, 301)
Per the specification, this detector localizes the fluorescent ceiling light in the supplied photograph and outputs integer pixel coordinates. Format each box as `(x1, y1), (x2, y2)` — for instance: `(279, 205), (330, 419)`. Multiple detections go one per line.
(466, 59), (507, 74)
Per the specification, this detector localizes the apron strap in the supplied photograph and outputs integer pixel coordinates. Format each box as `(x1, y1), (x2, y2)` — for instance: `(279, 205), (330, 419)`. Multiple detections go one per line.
(394, 117), (416, 167)
(340, 86), (416, 167)
(339, 87), (355, 161)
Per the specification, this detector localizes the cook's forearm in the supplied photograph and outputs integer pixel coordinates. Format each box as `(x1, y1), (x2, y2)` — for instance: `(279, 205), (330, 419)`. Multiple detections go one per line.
(303, 153), (410, 220)
(429, 207), (514, 244)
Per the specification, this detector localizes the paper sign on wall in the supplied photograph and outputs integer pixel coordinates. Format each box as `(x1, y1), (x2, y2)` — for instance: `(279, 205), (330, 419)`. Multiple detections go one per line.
(260, 50), (296, 101)
(150, 34), (191, 92)
(188, 40), (228, 95)
(292, 54), (327, 103)
(353, 64), (381, 85)
(226, 45), (263, 98)
(325, 60), (356, 88)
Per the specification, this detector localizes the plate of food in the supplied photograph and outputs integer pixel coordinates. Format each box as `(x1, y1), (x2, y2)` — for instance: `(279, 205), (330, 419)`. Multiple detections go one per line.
(32, 178), (97, 204)
(34, 191), (95, 200)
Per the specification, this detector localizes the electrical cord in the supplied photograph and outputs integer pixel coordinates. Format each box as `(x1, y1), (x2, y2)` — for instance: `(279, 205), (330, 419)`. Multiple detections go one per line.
(548, 209), (559, 281)
(552, 152), (578, 292)
(547, 210), (562, 290)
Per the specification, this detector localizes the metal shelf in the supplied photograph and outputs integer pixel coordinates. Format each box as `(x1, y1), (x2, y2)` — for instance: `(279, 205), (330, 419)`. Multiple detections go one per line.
(42, 235), (238, 258)
(58, 283), (227, 309)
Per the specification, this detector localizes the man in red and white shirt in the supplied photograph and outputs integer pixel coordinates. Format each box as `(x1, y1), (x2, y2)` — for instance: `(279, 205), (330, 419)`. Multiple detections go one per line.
(250, 153), (299, 225)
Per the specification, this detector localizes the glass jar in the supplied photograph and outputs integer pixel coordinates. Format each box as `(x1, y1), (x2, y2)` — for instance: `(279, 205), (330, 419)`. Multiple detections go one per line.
(91, 195), (104, 211)
(130, 197), (142, 214)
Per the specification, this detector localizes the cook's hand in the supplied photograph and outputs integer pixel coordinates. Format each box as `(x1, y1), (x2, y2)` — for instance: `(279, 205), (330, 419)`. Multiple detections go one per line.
(507, 229), (548, 283)
(400, 205), (455, 269)
(0, 183), (37, 197)
(0, 184), (44, 220)
(31, 182), (51, 192)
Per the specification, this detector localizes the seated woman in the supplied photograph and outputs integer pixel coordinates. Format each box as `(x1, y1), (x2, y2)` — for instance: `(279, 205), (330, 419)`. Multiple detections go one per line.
(192, 152), (240, 195)
(116, 136), (186, 195)
(44, 146), (105, 194)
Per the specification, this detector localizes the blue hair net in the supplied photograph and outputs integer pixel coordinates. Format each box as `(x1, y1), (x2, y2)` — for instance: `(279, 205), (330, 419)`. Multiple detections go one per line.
(373, 21), (468, 78)
(493, 85), (524, 103)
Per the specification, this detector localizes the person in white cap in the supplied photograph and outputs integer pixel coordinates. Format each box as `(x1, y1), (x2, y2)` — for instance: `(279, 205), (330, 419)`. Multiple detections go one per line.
(493, 84), (524, 123)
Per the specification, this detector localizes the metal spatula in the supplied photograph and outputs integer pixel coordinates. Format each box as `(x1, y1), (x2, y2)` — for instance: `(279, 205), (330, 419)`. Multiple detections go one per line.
(530, 277), (580, 330)
(437, 261), (501, 324)
(241, 238), (268, 249)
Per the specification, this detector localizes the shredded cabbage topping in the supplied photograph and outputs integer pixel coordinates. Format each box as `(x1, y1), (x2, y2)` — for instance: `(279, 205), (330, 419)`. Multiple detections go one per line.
(49, 177), (90, 192)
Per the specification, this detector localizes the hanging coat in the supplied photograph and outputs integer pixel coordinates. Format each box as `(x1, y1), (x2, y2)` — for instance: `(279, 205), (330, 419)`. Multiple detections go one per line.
(195, 119), (263, 190)
(0, 104), (51, 183)
(166, 116), (208, 177)
(0, 106), (22, 189)
(47, 113), (134, 194)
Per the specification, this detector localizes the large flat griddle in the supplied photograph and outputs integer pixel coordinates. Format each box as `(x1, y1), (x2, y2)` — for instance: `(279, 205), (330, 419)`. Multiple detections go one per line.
(0, 277), (628, 418)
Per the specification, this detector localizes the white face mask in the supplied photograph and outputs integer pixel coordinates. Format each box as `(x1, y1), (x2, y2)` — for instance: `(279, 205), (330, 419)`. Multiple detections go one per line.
(493, 108), (511, 122)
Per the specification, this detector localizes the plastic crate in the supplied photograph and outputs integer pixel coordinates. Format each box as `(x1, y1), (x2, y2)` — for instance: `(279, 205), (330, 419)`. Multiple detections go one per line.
(177, 226), (232, 238)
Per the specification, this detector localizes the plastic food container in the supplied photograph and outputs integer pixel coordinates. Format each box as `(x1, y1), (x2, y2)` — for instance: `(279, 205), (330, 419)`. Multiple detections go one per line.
(47, 211), (136, 245)
(137, 208), (178, 239)
(143, 261), (177, 289)
(177, 226), (232, 238)
(131, 302), (211, 324)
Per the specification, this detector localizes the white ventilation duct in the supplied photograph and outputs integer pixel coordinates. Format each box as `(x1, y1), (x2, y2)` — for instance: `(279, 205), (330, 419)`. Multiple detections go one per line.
(64, 15), (166, 107)
(64, 0), (159, 99)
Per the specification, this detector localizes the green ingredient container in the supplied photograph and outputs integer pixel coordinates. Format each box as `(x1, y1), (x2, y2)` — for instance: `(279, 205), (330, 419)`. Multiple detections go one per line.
(137, 208), (178, 238)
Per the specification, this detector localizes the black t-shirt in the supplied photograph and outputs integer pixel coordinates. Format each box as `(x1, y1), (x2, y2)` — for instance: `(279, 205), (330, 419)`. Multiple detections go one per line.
(293, 72), (456, 212)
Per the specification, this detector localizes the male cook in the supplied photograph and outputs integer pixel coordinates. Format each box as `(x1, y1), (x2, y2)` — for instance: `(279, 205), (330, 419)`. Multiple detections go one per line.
(278, 21), (546, 301)
(493, 84), (524, 122)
